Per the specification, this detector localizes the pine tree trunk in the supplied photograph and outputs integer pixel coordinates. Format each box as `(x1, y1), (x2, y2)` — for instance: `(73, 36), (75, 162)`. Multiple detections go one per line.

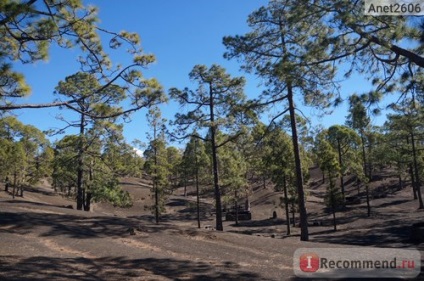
(360, 133), (371, 217)
(84, 192), (92, 211)
(5, 177), (9, 192)
(332, 204), (337, 231)
(406, 136), (418, 199)
(287, 84), (308, 241)
(277, 14), (308, 240)
(410, 131), (424, 209)
(83, 162), (94, 212)
(76, 106), (86, 211)
(409, 164), (417, 199)
(235, 190), (239, 226)
(12, 171), (17, 199)
(366, 184), (371, 217)
(195, 139), (201, 229)
(283, 174), (290, 235)
(337, 138), (345, 203)
(209, 85), (223, 231)
(154, 125), (160, 224)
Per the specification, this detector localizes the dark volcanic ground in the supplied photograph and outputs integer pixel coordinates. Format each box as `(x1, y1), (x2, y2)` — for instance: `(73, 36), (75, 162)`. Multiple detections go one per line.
(0, 173), (423, 280)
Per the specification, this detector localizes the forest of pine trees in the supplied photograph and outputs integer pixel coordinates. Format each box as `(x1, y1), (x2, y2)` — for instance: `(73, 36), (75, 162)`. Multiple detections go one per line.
(2, 0), (424, 245)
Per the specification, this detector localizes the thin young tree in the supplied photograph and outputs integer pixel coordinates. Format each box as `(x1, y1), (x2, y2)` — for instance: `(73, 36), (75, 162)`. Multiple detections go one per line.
(315, 132), (342, 231)
(219, 139), (248, 226)
(144, 106), (170, 224)
(327, 125), (361, 202)
(347, 94), (372, 217)
(170, 64), (253, 231)
(180, 134), (210, 228)
(263, 122), (295, 235)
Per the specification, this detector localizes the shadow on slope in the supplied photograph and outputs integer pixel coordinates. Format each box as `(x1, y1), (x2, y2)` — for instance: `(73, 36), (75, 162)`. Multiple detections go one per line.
(0, 255), (268, 281)
(0, 211), (179, 239)
(310, 217), (420, 247)
(2, 200), (72, 210)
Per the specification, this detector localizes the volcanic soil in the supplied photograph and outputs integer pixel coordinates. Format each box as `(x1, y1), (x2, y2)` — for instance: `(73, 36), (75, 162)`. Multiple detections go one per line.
(0, 167), (423, 280)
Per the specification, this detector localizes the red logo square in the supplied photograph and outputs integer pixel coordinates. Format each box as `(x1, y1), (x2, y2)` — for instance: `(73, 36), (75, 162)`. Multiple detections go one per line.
(299, 253), (320, 272)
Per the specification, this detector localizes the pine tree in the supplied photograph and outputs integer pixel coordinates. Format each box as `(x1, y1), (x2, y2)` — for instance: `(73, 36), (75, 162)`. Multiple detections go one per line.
(224, 1), (337, 241)
(346, 94), (372, 216)
(219, 139), (248, 226)
(0, 116), (49, 196)
(386, 101), (424, 209)
(180, 134), (210, 228)
(262, 122), (296, 235)
(314, 132), (342, 231)
(144, 106), (170, 224)
(327, 125), (361, 202)
(1, 0), (164, 112)
(170, 64), (254, 231)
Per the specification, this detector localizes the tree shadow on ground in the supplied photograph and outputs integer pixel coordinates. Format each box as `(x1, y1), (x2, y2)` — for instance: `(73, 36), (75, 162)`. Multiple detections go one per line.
(158, 198), (214, 222)
(0, 211), (185, 239)
(0, 255), (268, 281)
(310, 217), (420, 247)
(374, 199), (412, 209)
(250, 192), (280, 207)
(24, 186), (57, 196)
(289, 273), (422, 281)
(230, 218), (283, 228)
(3, 200), (73, 210)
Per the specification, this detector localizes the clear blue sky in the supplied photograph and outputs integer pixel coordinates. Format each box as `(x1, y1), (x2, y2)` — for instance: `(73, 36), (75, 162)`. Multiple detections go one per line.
(14, 0), (389, 148)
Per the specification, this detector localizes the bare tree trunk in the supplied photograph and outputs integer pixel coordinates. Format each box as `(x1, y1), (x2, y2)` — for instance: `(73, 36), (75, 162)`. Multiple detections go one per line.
(195, 139), (201, 229)
(84, 192), (92, 211)
(411, 131), (424, 209)
(5, 177), (9, 192)
(360, 133), (371, 217)
(76, 105), (86, 211)
(12, 171), (17, 199)
(287, 84), (308, 241)
(184, 178), (187, 197)
(409, 164), (417, 199)
(84, 163), (93, 212)
(337, 138), (345, 203)
(235, 190), (239, 226)
(209, 86), (223, 231)
(277, 14), (308, 241)
(154, 125), (160, 224)
(406, 136), (418, 199)
(366, 184), (371, 217)
(283, 174), (290, 235)
(332, 204), (337, 231)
